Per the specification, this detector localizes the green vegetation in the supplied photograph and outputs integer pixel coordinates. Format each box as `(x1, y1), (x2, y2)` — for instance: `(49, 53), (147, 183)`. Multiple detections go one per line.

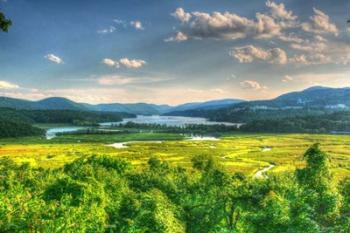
(0, 107), (135, 138)
(1, 144), (350, 232)
(112, 121), (239, 135)
(241, 112), (350, 133)
(0, 11), (11, 32)
(0, 107), (134, 125)
(1, 133), (350, 178)
(0, 117), (43, 138)
(166, 87), (350, 124)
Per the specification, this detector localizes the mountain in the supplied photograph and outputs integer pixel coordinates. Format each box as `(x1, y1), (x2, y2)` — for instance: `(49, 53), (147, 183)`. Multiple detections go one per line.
(35, 97), (89, 110)
(0, 96), (90, 111)
(0, 96), (37, 109)
(168, 99), (244, 112)
(87, 103), (172, 115)
(0, 96), (242, 115)
(166, 86), (350, 122)
(236, 86), (350, 109)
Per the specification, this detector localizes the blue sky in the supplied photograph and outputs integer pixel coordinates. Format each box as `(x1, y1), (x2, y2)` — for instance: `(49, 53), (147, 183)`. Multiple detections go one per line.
(0, 0), (349, 105)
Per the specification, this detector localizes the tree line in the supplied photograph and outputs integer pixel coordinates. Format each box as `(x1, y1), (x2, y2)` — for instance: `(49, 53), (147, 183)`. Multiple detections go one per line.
(1, 144), (350, 232)
(0, 107), (135, 138)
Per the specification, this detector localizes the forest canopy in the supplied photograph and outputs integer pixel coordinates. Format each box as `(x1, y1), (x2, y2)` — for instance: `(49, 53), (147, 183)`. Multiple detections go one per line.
(1, 144), (350, 232)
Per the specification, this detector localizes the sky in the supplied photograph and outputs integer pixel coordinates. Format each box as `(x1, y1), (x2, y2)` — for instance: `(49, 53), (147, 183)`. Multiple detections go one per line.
(0, 0), (350, 105)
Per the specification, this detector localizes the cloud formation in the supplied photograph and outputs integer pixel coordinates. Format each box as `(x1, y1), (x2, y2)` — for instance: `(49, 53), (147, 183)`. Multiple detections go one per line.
(240, 80), (267, 90)
(282, 75), (293, 82)
(167, 2), (299, 42)
(166, 1), (346, 68)
(130, 21), (144, 30)
(97, 26), (116, 34)
(102, 58), (146, 69)
(265, 0), (297, 21)
(44, 54), (63, 64)
(0, 80), (19, 89)
(170, 8), (283, 40)
(171, 8), (192, 23)
(231, 45), (287, 64)
(301, 8), (338, 35)
(119, 58), (146, 68)
(164, 31), (188, 42)
(98, 75), (168, 86)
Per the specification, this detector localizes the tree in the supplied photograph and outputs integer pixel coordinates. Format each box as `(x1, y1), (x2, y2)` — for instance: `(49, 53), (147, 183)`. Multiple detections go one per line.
(294, 143), (341, 229)
(0, 11), (11, 32)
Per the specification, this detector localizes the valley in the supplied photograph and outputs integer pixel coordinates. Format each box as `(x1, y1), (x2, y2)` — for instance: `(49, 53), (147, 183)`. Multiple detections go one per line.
(2, 1), (350, 230)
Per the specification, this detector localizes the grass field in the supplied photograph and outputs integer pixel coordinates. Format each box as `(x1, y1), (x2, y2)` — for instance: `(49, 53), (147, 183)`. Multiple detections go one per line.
(1, 133), (350, 179)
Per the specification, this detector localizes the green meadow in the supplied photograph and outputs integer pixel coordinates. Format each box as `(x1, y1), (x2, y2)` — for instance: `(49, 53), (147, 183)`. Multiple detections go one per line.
(1, 133), (350, 179)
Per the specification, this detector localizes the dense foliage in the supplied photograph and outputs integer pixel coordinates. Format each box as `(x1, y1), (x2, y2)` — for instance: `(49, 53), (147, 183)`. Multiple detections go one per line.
(118, 122), (239, 134)
(103, 112), (350, 135)
(0, 108), (134, 138)
(0, 11), (11, 32)
(1, 144), (350, 232)
(166, 87), (350, 123)
(0, 116), (43, 138)
(0, 107), (134, 125)
(166, 107), (328, 123)
(241, 112), (350, 133)
(18, 109), (134, 126)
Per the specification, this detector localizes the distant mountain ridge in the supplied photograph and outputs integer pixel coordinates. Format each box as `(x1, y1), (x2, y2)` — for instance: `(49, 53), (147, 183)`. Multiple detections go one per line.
(0, 96), (243, 115)
(169, 99), (244, 112)
(2, 86), (349, 117)
(235, 86), (350, 109)
(165, 86), (350, 122)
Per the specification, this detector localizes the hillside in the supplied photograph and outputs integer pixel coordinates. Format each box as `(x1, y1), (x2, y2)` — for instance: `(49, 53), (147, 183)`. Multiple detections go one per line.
(0, 108), (135, 127)
(0, 96), (245, 115)
(168, 98), (244, 112)
(165, 86), (350, 122)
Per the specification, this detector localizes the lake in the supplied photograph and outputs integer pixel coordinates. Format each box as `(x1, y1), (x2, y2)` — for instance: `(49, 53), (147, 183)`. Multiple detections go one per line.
(100, 115), (240, 127)
(46, 127), (85, 139)
(46, 115), (241, 139)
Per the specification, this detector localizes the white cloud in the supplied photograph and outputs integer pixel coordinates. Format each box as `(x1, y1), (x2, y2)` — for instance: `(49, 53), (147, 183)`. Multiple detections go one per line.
(282, 75), (293, 82)
(0, 81), (19, 89)
(278, 33), (304, 43)
(171, 8), (191, 23)
(44, 54), (63, 64)
(119, 58), (146, 69)
(168, 2), (298, 42)
(97, 26), (116, 34)
(266, 0), (297, 21)
(231, 45), (287, 64)
(98, 76), (134, 85)
(102, 58), (119, 68)
(301, 8), (338, 35)
(290, 41), (326, 52)
(291, 72), (350, 87)
(102, 58), (146, 69)
(130, 21), (144, 30)
(113, 19), (127, 27)
(289, 53), (331, 65)
(164, 31), (188, 42)
(98, 75), (169, 86)
(240, 80), (267, 90)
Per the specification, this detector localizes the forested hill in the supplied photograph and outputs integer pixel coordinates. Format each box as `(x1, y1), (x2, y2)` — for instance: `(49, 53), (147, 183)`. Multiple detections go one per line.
(0, 108), (134, 125)
(0, 96), (244, 115)
(0, 115), (44, 138)
(165, 86), (350, 122)
(0, 108), (135, 138)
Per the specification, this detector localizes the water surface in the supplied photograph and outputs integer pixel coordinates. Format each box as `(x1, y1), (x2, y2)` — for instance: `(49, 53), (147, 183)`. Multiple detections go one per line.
(101, 115), (240, 127)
